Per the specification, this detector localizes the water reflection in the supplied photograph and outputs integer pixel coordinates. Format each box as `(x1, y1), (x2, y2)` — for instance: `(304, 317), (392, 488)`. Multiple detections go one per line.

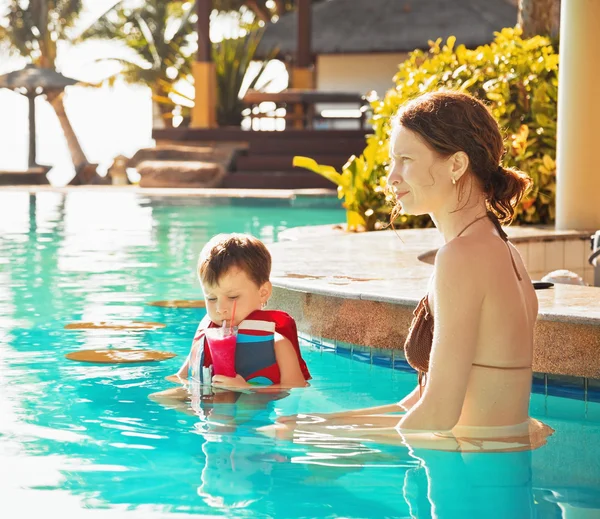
(1, 191), (599, 518)
(403, 448), (535, 518)
(0, 191), (348, 515)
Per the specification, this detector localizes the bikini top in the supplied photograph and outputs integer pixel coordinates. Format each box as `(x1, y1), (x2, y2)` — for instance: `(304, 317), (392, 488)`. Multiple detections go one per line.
(403, 212), (531, 390)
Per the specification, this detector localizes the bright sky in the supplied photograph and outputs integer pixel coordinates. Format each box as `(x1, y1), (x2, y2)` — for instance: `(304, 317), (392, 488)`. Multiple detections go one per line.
(0, 0), (287, 185)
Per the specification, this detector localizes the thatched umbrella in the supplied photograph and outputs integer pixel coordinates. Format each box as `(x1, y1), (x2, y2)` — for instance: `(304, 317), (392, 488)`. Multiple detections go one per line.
(0, 64), (78, 168)
(256, 0), (517, 57)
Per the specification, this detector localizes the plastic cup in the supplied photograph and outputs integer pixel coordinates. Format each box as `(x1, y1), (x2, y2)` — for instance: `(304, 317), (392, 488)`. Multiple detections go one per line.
(205, 326), (237, 377)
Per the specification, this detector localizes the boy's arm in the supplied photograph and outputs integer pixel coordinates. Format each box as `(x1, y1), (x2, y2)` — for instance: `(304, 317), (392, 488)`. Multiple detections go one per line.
(273, 333), (308, 388)
(167, 314), (212, 383)
(165, 354), (190, 383)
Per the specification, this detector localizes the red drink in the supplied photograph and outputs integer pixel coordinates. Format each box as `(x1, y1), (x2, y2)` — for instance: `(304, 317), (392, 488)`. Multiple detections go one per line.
(205, 327), (237, 377)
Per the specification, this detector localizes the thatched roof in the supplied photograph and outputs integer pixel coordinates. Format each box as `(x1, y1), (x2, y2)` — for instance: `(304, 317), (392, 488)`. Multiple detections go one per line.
(0, 64), (78, 92)
(257, 0), (517, 58)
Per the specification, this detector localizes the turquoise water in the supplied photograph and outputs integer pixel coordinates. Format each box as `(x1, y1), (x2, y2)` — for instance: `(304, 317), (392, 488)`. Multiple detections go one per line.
(1, 192), (599, 518)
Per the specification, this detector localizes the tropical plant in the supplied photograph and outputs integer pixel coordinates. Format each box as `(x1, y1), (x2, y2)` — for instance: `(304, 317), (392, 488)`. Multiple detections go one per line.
(518, 0), (561, 38)
(80, 2), (277, 128)
(297, 27), (559, 229)
(294, 138), (388, 232)
(0, 0), (82, 67)
(78, 0), (196, 128)
(294, 136), (430, 232)
(213, 29), (277, 126)
(0, 0), (95, 183)
(214, 0), (283, 22)
(214, 1), (325, 23)
(123, 26), (278, 128)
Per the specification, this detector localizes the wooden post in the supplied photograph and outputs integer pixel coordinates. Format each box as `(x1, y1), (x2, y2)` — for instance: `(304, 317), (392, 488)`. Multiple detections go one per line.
(518, 0), (561, 39)
(556, 0), (600, 230)
(27, 92), (37, 168)
(191, 0), (217, 128)
(292, 0), (314, 128)
(293, 0), (314, 88)
(297, 0), (311, 69)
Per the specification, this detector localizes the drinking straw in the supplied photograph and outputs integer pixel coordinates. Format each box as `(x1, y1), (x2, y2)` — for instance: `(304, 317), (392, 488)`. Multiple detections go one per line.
(230, 300), (237, 333)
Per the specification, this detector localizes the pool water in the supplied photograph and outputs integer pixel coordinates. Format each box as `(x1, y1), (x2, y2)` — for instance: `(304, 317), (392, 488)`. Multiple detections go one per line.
(1, 192), (599, 519)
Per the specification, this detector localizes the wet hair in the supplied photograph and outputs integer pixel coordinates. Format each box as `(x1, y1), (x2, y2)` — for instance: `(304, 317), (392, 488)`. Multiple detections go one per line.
(198, 233), (271, 287)
(394, 91), (532, 224)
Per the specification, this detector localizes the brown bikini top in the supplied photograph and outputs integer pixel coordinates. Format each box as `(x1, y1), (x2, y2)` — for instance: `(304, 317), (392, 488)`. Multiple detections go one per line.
(403, 212), (530, 390)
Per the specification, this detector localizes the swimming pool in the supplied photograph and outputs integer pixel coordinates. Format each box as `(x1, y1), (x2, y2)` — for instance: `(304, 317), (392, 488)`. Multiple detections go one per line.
(1, 191), (599, 518)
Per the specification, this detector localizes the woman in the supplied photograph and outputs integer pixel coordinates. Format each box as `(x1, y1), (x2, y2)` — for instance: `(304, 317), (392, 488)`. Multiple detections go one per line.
(268, 91), (552, 451)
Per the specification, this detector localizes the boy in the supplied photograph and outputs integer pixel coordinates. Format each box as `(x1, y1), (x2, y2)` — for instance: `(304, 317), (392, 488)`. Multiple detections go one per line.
(175, 233), (311, 390)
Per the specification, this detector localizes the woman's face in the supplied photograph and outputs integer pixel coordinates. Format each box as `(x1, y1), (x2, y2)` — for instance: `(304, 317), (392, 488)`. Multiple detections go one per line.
(387, 125), (457, 217)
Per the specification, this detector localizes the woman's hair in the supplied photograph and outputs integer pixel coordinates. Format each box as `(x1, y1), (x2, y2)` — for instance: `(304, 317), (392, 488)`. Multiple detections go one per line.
(394, 91), (532, 223)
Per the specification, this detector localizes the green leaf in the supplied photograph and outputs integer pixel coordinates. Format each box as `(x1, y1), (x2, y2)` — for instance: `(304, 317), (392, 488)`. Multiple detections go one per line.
(293, 156), (343, 186)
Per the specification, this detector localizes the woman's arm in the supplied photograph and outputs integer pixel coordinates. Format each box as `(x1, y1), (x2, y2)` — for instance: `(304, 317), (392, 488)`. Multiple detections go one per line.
(325, 384), (421, 417)
(275, 385), (420, 424)
(398, 241), (482, 432)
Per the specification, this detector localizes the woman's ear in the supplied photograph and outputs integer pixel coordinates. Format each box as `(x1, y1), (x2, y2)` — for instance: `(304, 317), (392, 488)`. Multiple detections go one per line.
(450, 151), (470, 183)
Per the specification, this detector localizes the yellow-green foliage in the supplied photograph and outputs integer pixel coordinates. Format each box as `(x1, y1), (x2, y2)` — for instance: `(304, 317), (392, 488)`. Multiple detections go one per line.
(299, 28), (558, 230)
(373, 27), (558, 226)
(294, 137), (393, 231)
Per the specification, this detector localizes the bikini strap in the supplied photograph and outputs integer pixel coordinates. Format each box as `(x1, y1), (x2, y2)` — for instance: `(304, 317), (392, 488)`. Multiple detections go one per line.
(486, 211), (509, 241)
(455, 213), (490, 238)
(486, 212), (522, 281)
(455, 212), (521, 281)
(472, 362), (531, 370)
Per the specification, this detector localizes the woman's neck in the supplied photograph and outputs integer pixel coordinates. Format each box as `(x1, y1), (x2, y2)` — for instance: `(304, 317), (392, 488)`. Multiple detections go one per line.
(431, 201), (489, 243)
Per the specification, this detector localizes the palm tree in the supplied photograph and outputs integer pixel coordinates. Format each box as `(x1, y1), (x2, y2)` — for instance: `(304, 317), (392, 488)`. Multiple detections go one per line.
(78, 0), (196, 128)
(80, 1), (280, 128)
(518, 0), (561, 38)
(0, 0), (97, 183)
(214, 1), (325, 23)
(214, 0), (290, 23)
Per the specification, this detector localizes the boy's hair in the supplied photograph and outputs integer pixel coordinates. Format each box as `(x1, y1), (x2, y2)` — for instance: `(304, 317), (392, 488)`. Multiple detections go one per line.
(198, 233), (272, 287)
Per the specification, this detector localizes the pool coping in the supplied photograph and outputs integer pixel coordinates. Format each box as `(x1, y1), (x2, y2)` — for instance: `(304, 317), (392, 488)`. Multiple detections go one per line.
(268, 223), (600, 378)
(270, 223), (599, 326)
(0, 185), (337, 199)
(300, 334), (600, 403)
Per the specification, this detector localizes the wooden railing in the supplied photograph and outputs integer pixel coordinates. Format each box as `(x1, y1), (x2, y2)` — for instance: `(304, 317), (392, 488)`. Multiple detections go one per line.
(242, 89), (370, 130)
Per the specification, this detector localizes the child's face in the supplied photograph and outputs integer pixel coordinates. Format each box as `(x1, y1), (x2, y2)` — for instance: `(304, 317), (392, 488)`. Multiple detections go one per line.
(201, 266), (271, 327)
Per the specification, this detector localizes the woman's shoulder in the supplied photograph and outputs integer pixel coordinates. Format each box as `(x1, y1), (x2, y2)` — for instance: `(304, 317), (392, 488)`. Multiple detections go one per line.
(435, 235), (489, 266)
(434, 234), (502, 281)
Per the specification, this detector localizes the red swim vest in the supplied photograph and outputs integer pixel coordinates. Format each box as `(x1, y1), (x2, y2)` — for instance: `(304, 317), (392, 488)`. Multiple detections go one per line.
(190, 309), (311, 384)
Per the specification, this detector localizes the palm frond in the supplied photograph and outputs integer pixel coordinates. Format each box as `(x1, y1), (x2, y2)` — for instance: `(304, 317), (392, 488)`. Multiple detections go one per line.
(1, 0), (85, 59)
(133, 14), (161, 68)
(167, 0), (196, 44)
(213, 28), (278, 125)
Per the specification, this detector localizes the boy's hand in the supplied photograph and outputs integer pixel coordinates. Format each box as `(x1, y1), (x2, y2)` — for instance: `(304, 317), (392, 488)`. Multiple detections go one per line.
(212, 374), (250, 389)
(165, 374), (186, 384)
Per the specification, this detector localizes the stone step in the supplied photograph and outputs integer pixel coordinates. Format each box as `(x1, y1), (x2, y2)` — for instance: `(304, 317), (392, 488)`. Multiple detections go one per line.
(0, 168), (50, 185)
(235, 154), (349, 172)
(128, 144), (242, 169)
(221, 171), (335, 189)
(136, 161), (225, 188)
(248, 136), (366, 155)
(153, 128), (368, 143)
